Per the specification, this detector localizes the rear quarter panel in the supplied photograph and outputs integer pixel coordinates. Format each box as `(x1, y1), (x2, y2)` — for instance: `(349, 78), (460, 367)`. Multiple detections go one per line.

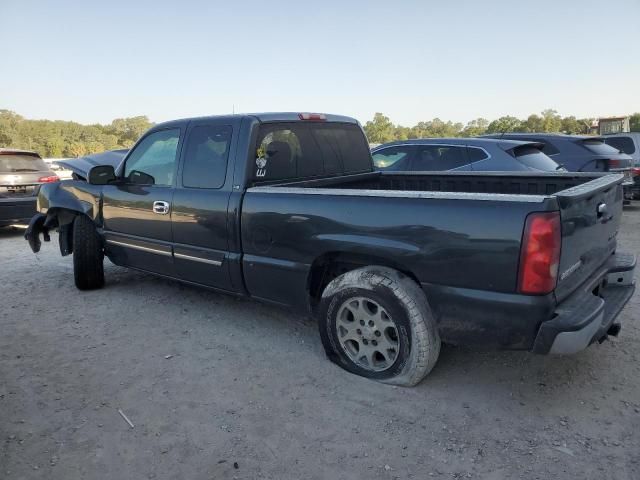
(240, 189), (556, 310)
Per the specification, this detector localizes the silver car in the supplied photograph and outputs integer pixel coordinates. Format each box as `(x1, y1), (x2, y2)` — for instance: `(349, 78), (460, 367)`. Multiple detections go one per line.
(0, 149), (59, 227)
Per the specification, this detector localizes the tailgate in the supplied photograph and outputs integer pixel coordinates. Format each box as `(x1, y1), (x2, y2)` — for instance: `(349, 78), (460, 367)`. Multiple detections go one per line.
(554, 174), (624, 302)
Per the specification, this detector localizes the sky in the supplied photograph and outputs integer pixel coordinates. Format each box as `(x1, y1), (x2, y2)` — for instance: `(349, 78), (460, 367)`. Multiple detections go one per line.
(2, 0), (639, 127)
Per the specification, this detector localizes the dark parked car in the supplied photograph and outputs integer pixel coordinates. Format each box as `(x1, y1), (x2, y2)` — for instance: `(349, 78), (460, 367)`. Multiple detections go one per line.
(0, 149), (59, 227)
(483, 133), (635, 197)
(25, 113), (635, 386)
(603, 132), (640, 199)
(371, 138), (563, 172)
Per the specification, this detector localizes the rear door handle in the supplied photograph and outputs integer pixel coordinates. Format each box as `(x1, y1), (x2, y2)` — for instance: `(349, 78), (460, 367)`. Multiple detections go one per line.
(153, 201), (170, 215)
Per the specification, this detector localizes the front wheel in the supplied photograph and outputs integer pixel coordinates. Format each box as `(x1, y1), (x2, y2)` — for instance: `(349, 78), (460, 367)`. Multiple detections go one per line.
(72, 215), (105, 290)
(317, 266), (440, 386)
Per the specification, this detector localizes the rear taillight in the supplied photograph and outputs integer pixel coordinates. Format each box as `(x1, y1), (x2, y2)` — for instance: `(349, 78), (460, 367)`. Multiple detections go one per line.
(632, 168), (640, 176)
(609, 159), (622, 168)
(38, 175), (60, 183)
(518, 212), (561, 295)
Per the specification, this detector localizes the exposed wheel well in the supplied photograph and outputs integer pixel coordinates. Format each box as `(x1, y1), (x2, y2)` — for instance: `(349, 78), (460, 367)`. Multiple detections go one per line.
(307, 252), (421, 310)
(45, 208), (85, 256)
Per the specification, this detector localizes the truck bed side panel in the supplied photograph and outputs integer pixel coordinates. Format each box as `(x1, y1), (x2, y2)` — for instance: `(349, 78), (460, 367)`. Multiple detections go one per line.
(240, 190), (554, 311)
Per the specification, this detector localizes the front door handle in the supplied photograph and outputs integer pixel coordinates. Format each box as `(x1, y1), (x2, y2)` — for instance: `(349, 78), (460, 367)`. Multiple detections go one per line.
(153, 201), (170, 215)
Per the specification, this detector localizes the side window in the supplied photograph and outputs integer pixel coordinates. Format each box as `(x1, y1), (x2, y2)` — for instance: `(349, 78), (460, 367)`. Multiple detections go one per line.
(467, 147), (489, 162)
(413, 146), (469, 171)
(182, 125), (232, 188)
(604, 136), (636, 155)
(124, 129), (180, 186)
(372, 147), (413, 171)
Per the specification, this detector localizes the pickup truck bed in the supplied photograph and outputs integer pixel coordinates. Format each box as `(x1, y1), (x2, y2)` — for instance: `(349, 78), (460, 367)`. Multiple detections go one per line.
(24, 113), (636, 386)
(242, 170), (633, 352)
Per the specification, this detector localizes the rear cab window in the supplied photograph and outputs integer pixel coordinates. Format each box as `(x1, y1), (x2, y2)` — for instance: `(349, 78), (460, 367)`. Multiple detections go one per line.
(253, 122), (371, 183)
(0, 153), (49, 173)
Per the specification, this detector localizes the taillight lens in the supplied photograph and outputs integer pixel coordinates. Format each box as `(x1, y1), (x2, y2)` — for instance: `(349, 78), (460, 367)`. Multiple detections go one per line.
(632, 167), (640, 176)
(609, 159), (622, 169)
(37, 175), (60, 183)
(518, 212), (561, 295)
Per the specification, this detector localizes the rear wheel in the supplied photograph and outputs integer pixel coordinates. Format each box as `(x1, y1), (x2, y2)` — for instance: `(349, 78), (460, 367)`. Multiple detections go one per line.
(72, 215), (104, 290)
(317, 266), (440, 386)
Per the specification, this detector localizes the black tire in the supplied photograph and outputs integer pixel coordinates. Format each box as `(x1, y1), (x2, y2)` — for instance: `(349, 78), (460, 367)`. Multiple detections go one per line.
(317, 266), (441, 387)
(72, 215), (104, 290)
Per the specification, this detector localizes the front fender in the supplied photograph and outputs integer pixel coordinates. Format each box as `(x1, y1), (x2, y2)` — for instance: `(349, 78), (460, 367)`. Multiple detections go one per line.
(37, 181), (99, 219)
(25, 180), (102, 254)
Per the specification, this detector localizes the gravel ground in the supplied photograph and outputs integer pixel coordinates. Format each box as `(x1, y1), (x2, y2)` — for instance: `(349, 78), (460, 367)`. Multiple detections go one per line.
(1, 208), (639, 480)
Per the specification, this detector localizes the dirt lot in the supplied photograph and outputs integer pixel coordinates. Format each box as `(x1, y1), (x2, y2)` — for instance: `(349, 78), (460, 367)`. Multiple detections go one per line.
(1, 209), (639, 480)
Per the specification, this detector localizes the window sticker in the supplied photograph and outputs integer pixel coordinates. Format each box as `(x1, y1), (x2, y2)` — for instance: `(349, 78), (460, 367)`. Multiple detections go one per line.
(256, 146), (267, 177)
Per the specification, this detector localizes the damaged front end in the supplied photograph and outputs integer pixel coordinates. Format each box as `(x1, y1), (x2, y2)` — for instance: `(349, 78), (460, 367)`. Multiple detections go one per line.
(24, 180), (100, 256)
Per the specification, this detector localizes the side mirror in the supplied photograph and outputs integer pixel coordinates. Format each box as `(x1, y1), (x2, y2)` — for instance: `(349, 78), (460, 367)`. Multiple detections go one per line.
(88, 165), (117, 185)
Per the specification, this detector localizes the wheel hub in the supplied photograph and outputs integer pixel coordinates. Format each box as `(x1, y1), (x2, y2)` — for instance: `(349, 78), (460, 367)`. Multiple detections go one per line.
(335, 296), (399, 372)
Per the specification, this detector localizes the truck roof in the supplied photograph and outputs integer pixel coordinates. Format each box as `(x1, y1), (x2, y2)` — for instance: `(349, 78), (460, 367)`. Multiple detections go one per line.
(152, 112), (360, 130)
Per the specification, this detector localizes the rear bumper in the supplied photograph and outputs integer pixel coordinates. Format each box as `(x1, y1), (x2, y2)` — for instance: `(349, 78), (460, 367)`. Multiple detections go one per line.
(0, 197), (37, 227)
(532, 252), (636, 354)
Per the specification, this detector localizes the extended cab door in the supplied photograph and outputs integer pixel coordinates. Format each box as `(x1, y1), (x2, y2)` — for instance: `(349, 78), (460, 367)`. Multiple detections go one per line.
(102, 126), (183, 276)
(170, 120), (235, 291)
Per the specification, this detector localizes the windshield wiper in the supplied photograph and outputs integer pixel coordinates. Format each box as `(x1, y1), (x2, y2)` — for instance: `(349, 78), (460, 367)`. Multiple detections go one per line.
(555, 164), (566, 171)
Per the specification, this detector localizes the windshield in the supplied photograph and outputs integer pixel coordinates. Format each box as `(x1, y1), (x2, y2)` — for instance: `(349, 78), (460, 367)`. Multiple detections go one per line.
(0, 154), (49, 173)
(512, 146), (561, 171)
(581, 139), (623, 155)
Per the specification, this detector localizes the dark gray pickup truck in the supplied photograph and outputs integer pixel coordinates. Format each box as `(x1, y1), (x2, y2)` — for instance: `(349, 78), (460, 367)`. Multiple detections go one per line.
(25, 113), (636, 386)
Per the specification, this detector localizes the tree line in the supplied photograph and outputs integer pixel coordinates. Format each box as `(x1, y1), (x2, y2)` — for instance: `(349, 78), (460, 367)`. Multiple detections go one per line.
(0, 109), (153, 158)
(1, 108), (640, 157)
(364, 110), (640, 144)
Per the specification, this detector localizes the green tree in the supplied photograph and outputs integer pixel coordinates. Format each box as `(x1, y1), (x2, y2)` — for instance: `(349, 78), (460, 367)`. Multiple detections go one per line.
(45, 137), (65, 157)
(364, 113), (396, 143)
(560, 116), (591, 134)
(540, 109), (562, 132)
(486, 116), (522, 134)
(65, 142), (87, 158)
(522, 114), (544, 132)
(461, 118), (489, 137)
(107, 116), (153, 145)
(630, 113), (640, 132)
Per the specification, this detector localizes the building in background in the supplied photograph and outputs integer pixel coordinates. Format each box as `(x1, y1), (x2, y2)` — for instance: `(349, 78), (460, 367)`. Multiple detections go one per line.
(598, 116), (630, 135)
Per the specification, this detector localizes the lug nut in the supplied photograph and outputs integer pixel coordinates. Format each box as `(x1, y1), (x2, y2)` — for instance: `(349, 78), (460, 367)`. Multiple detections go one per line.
(375, 330), (381, 337)
(372, 340), (378, 346)
(362, 339), (368, 345)
(368, 320), (375, 327)
(360, 320), (365, 326)
(356, 329), (362, 335)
